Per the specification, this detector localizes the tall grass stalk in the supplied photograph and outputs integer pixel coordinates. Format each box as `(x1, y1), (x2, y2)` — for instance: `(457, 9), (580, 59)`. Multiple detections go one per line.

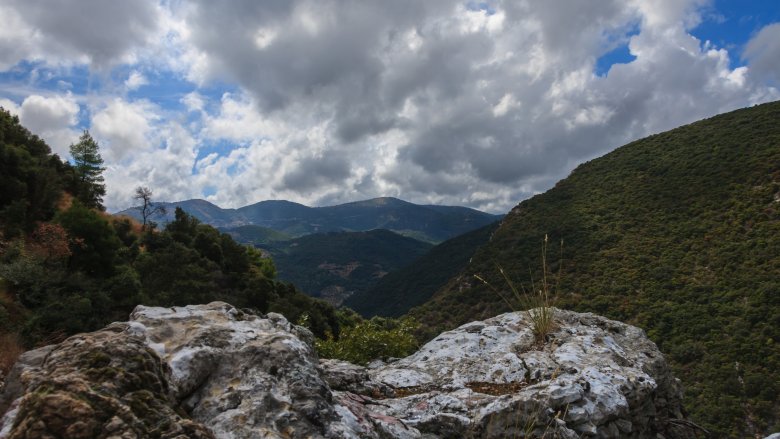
(475, 234), (562, 343)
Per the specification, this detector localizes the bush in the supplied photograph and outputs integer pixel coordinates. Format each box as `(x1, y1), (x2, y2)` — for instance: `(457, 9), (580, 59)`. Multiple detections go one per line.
(315, 317), (419, 365)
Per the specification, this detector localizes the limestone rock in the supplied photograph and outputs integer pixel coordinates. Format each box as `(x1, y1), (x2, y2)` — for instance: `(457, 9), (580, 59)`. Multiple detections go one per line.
(1, 303), (695, 438)
(354, 308), (694, 438)
(0, 325), (212, 438)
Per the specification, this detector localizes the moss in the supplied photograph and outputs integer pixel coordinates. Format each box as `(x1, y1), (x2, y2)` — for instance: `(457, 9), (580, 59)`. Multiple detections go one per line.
(84, 351), (111, 368)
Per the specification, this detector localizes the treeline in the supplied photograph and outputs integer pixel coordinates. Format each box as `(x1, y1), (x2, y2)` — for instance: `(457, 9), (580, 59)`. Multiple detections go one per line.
(0, 108), (340, 348)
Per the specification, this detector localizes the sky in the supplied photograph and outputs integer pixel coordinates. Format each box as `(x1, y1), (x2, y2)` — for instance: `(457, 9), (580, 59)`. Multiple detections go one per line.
(0, 0), (778, 214)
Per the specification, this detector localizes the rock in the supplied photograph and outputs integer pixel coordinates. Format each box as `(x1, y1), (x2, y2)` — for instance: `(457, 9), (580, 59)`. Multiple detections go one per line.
(348, 308), (695, 438)
(0, 326), (212, 438)
(0, 303), (696, 438)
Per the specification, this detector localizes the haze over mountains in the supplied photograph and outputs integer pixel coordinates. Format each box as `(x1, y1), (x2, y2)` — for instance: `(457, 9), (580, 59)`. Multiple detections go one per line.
(117, 197), (502, 244)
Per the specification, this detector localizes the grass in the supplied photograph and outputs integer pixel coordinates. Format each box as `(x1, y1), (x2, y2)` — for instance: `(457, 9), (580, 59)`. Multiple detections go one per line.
(475, 234), (561, 343)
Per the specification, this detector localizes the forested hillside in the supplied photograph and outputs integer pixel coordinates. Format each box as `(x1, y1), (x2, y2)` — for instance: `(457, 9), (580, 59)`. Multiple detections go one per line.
(0, 109), (341, 351)
(410, 101), (780, 437)
(267, 229), (432, 306)
(345, 221), (499, 318)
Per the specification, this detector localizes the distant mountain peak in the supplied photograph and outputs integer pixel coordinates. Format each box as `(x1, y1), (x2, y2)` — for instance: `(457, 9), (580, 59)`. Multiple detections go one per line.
(116, 196), (502, 243)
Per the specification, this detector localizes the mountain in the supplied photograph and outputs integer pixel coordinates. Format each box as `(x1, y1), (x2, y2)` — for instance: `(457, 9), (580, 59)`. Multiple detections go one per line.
(116, 199), (244, 227)
(117, 197), (502, 243)
(266, 229), (433, 305)
(221, 225), (293, 246)
(408, 101), (780, 437)
(344, 221), (500, 318)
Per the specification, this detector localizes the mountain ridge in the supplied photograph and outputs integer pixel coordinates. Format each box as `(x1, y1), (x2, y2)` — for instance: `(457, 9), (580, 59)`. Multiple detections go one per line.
(116, 196), (502, 243)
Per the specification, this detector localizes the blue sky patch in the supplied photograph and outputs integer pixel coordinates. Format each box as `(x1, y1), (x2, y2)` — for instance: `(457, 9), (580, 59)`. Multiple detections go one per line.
(691, 0), (780, 68)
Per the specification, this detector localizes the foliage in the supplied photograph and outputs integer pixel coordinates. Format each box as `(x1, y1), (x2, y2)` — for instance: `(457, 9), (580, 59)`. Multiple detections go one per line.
(266, 229), (432, 303)
(315, 312), (420, 365)
(0, 107), (71, 238)
(409, 101), (780, 437)
(68, 131), (106, 210)
(0, 113), (343, 347)
(222, 225), (292, 247)
(55, 201), (121, 277)
(346, 221), (499, 318)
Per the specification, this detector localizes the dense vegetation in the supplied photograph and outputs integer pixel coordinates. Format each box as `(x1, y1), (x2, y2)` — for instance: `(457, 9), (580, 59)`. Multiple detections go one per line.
(314, 308), (420, 365)
(345, 221), (499, 317)
(410, 101), (780, 437)
(0, 109), (341, 353)
(119, 196), (502, 243)
(222, 224), (292, 247)
(266, 229), (432, 305)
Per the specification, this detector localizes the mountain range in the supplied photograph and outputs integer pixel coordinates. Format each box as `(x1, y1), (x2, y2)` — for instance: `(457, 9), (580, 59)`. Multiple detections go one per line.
(117, 196), (502, 244)
(404, 101), (780, 436)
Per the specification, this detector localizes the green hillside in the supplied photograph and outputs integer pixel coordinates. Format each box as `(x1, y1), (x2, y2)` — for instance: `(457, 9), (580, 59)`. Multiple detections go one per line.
(269, 229), (433, 306)
(222, 224), (292, 246)
(409, 101), (780, 437)
(0, 109), (342, 348)
(345, 221), (499, 318)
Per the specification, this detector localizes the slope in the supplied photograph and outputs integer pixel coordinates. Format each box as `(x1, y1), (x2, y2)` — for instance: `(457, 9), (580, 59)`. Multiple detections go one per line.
(345, 221), (500, 318)
(409, 101), (780, 437)
(269, 229), (433, 306)
(221, 224), (292, 246)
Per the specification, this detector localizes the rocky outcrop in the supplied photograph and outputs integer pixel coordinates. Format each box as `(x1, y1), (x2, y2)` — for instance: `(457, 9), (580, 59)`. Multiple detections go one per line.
(0, 302), (695, 438)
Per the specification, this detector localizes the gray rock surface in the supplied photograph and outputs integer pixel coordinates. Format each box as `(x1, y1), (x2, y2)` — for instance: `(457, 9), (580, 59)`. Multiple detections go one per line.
(0, 303), (695, 438)
(357, 308), (693, 438)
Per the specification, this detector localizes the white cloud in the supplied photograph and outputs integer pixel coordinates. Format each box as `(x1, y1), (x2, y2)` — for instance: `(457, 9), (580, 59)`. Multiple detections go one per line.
(125, 71), (148, 91)
(91, 98), (157, 161)
(0, 94), (81, 157)
(2, 1), (779, 213)
(744, 23), (780, 84)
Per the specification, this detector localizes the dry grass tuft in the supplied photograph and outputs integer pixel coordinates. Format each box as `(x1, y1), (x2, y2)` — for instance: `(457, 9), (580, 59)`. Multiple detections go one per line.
(475, 234), (562, 343)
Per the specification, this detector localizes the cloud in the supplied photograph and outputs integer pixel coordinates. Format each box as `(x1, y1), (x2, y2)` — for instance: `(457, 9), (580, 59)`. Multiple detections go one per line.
(280, 152), (352, 193)
(91, 98), (157, 161)
(0, 0), (162, 68)
(125, 71), (149, 91)
(159, 0), (780, 214)
(2, 1), (779, 213)
(0, 94), (81, 157)
(744, 23), (780, 84)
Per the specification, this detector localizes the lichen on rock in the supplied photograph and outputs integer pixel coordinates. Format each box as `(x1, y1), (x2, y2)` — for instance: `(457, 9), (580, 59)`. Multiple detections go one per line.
(1, 302), (697, 438)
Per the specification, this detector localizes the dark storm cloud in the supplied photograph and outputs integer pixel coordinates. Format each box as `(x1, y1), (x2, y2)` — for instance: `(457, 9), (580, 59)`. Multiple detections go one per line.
(4, 0), (777, 212)
(744, 23), (780, 85)
(279, 152), (352, 193)
(0, 0), (161, 67)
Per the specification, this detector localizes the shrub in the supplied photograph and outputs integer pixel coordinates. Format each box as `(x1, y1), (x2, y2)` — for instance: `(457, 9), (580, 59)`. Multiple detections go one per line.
(316, 317), (419, 365)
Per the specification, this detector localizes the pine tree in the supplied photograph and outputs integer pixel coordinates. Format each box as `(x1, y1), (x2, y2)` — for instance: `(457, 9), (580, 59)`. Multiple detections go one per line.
(69, 130), (106, 210)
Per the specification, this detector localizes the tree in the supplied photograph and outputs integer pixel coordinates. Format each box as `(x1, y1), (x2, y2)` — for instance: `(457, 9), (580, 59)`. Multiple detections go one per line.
(55, 200), (121, 277)
(134, 186), (166, 231)
(69, 131), (106, 210)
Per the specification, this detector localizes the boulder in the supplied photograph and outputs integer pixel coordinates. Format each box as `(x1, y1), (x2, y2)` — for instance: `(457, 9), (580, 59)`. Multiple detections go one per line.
(356, 309), (694, 438)
(0, 303), (696, 438)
